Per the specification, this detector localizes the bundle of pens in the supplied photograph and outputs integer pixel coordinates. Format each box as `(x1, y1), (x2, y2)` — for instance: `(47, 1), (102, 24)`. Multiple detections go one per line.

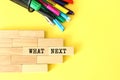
(10, 0), (74, 31)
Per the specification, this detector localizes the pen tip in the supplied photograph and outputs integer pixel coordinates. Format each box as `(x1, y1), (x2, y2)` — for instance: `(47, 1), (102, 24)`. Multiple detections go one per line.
(61, 28), (65, 32)
(67, 17), (71, 22)
(67, 11), (75, 15)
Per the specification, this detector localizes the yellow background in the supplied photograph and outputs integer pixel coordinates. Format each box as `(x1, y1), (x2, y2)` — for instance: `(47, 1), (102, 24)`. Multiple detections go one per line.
(0, 0), (120, 80)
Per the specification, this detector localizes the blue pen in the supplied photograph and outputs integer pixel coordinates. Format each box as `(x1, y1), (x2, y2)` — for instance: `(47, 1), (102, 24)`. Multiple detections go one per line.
(60, 12), (71, 22)
(11, 0), (64, 31)
(53, 19), (64, 31)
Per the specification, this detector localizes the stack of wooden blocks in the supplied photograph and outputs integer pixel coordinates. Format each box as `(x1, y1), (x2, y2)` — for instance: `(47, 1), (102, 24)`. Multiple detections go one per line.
(0, 30), (74, 72)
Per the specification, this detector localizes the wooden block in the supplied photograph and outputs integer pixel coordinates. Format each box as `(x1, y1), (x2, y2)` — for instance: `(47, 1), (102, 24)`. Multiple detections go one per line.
(0, 30), (44, 38)
(0, 56), (10, 65)
(19, 30), (44, 38)
(23, 47), (74, 55)
(23, 47), (48, 55)
(37, 56), (63, 64)
(0, 30), (19, 38)
(26, 39), (64, 55)
(12, 38), (38, 47)
(38, 39), (63, 64)
(0, 65), (21, 72)
(0, 39), (12, 47)
(0, 48), (22, 55)
(48, 47), (74, 55)
(11, 56), (37, 64)
(22, 64), (48, 72)
(38, 39), (64, 47)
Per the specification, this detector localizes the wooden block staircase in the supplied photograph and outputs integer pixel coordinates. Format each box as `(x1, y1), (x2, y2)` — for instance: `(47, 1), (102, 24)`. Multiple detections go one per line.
(0, 30), (74, 72)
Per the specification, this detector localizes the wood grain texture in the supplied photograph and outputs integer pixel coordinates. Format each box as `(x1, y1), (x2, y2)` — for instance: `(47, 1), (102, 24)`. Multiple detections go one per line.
(38, 38), (64, 64)
(22, 64), (48, 72)
(0, 30), (44, 38)
(19, 30), (44, 38)
(0, 65), (21, 72)
(38, 39), (64, 47)
(37, 56), (63, 64)
(0, 30), (74, 72)
(0, 48), (22, 55)
(0, 39), (12, 47)
(0, 30), (19, 38)
(12, 38), (38, 47)
(0, 56), (10, 65)
(11, 56), (37, 64)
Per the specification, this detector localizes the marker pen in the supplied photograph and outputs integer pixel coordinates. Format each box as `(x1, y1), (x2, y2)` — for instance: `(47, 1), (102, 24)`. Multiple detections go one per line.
(10, 0), (54, 24)
(63, 0), (73, 4)
(44, 16), (54, 25)
(53, 0), (67, 6)
(39, 5), (65, 31)
(47, 0), (74, 15)
(63, 6), (74, 15)
(10, 0), (64, 31)
(41, 5), (70, 22)
(60, 12), (71, 22)
(45, 0), (69, 14)
(40, 5), (66, 23)
(37, 0), (60, 16)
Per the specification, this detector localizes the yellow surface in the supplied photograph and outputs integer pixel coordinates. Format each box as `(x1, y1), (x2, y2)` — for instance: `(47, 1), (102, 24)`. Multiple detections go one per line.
(0, 0), (120, 80)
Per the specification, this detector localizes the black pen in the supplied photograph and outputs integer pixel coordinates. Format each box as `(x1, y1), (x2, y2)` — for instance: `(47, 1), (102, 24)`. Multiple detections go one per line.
(10, 0), (64, 31)
(10, 0), (54, 25)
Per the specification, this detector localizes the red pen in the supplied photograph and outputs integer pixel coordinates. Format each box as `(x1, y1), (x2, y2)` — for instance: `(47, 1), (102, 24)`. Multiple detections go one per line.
(62, 0), (73, 4)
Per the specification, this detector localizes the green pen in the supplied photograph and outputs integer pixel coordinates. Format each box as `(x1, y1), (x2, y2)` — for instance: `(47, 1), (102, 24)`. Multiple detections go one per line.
(40, 5), (66, 23)
(31, 0), (66, 23)
(56, 16), (66, 23)
(29, 0), (64, 31)
(30, 0), (41, 10)
(11, 0), (64, 31)
(28, 0), (65, 22)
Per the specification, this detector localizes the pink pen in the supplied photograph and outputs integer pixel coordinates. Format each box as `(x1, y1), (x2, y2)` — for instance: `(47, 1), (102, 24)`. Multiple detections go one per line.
(38, 0), (60, 16)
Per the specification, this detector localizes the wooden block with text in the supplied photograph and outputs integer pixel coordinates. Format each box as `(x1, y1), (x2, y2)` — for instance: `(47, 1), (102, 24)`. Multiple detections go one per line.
(0, 30), (74, 72)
